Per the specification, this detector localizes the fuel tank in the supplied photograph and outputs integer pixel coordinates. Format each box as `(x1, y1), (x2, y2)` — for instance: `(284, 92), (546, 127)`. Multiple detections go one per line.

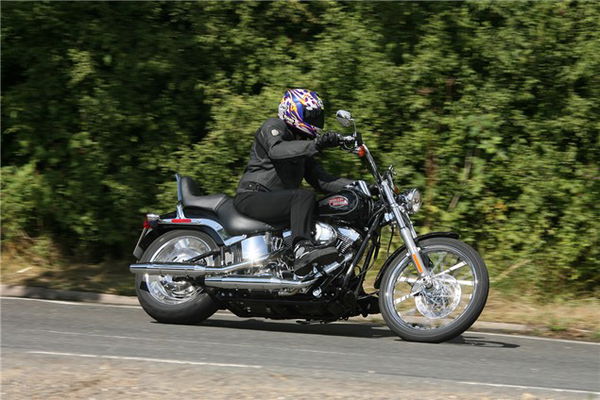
(317, 189), (371, 226)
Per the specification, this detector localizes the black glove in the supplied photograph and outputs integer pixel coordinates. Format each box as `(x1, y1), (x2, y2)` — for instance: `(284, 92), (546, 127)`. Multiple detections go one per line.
(315, 131), (340, 151)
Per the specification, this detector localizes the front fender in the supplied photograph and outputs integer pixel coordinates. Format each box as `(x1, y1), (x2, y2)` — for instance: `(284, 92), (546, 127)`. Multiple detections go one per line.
(373, 231), (460, 289)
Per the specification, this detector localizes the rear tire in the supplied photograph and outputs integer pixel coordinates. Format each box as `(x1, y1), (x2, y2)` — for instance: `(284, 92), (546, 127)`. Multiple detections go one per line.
(135, 229), (220, 324)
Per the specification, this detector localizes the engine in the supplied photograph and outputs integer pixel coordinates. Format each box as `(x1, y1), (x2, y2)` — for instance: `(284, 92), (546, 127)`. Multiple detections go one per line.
(313, 222), (362, 254)
(224, 223), (361, 277)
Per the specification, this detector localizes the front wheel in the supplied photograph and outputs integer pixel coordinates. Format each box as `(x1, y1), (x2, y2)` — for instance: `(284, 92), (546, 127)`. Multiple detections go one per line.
(379, 237), (489, 343)
(135, 229), (220, 324)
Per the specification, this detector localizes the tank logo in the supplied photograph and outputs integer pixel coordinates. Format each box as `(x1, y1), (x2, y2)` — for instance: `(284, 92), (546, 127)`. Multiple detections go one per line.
(271, 129), (280, 136)
(328, 196), (349, 208)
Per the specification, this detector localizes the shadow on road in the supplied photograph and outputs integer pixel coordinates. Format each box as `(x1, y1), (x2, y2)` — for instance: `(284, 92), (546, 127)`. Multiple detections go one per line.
(447, 335), (520, 348)
(186, 317), (521, 347)
(188, 317), (397, 339)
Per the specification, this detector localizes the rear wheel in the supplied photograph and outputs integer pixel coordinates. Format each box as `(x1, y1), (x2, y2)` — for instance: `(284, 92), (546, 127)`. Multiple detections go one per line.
(379, 237), (489, 343)
(135, 229), (220, 324)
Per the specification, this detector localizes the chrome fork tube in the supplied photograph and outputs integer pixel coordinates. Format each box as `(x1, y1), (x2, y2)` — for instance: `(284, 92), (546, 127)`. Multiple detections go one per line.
(381, 181), (430, 277)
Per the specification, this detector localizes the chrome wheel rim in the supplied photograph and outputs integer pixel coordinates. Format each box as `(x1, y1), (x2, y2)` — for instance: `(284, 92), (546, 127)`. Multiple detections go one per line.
(384, 244), (478, 330)
(144, 236), (214, 305)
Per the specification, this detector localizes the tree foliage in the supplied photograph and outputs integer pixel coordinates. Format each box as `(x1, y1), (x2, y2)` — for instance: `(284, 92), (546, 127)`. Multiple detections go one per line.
(2, 1), (598, 295)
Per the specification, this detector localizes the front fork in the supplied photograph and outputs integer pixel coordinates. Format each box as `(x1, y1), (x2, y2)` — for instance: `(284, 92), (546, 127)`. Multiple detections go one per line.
(381, 181), (431, 279)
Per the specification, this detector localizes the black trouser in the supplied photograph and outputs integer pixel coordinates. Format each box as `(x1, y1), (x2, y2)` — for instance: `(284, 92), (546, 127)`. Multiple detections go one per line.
(234, 189), (316, 246)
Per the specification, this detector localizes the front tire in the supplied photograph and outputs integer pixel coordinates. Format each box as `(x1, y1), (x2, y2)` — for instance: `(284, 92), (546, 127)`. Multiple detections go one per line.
(379, 237), (489, 343)
(135, 229), (220, 324)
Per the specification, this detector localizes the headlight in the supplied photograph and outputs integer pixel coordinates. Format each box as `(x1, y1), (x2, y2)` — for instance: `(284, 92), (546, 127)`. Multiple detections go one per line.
(403, 188), (422, 214)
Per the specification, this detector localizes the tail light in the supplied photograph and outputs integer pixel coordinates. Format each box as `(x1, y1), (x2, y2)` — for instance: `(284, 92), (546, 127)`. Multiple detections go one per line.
(143, 213), (160, 229)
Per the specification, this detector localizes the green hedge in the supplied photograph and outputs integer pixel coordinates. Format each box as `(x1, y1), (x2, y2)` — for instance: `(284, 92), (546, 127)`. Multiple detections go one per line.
(2, 1), (598, 295)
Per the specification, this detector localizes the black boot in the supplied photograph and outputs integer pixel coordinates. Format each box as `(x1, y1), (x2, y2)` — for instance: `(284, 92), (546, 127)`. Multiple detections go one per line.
(293, 240), (338, 276)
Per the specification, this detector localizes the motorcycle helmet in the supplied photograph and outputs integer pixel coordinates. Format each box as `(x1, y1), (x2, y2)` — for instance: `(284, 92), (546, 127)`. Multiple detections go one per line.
(278, 88), (325, 138)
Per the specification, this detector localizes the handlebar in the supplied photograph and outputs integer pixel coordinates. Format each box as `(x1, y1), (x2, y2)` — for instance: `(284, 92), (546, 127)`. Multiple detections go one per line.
(338, 134), (355, 144)
(333, 132), (362, 147)
(334, 133), (356, 147)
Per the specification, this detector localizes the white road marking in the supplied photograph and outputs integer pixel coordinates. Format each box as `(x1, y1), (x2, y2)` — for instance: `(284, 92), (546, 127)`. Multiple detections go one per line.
(27, 351), (262, 369)
(45, 330), (148, 341)
(0, 296), (230, 315)
(457, 380), (600, 396)
(466, 330), (600, 346)
(25, 351), (599, 395)
(41, 330), (352, 356)
(0, 296), (140, 309)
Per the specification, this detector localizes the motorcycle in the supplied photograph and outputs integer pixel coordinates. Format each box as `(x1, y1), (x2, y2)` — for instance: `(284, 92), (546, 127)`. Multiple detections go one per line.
(129, 110), (489, 343)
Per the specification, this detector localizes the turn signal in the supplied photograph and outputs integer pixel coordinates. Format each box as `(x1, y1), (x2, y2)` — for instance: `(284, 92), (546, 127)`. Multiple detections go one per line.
(357, 145), (366, 158)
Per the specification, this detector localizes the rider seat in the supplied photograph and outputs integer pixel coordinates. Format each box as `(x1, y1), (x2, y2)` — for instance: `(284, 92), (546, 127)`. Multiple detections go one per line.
(179, 176), (286, 236)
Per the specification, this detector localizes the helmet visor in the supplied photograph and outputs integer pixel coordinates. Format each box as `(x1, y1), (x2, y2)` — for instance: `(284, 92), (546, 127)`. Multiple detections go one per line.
(304, 108), (324, 129)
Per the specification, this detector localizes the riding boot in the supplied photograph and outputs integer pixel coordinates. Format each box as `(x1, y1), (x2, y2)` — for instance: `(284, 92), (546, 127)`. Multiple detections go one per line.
(293, 240), (338, 276)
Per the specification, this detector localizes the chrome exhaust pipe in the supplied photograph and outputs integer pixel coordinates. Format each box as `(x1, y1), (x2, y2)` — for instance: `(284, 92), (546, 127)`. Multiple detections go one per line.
(129, 255), (270, 277)
(203, 253), (352, 290)
(204, 276), (315, 290)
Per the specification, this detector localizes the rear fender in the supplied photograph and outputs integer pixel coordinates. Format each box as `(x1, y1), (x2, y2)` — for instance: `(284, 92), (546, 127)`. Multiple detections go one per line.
(373, 231), (460, 289)
(132, 209), (245, 260)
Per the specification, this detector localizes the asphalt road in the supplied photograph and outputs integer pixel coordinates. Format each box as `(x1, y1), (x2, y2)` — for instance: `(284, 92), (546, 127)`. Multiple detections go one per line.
(1, 297), (599, 399)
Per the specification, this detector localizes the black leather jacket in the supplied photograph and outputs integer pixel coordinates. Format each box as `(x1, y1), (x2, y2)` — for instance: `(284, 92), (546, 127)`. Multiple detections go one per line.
(236, 118), (353, 194)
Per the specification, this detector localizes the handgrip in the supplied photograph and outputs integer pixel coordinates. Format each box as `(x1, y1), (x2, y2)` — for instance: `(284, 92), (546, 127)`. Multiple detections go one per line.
(336, 133), (355, 144)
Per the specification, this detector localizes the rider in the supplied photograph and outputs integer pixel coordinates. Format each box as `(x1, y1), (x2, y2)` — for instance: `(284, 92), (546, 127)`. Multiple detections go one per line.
(234, 88), (353, 275)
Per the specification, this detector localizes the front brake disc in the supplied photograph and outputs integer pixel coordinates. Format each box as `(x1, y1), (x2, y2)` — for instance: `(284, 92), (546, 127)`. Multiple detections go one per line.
(415, 274), (461, 319)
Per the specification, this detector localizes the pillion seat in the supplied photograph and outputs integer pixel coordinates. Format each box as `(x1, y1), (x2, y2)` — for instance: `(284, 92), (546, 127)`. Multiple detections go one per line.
(179, 175), (287, 236)
(180, 176), (228, 211)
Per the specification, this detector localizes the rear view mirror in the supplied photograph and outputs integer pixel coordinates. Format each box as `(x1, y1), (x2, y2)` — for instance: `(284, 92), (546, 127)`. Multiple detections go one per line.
(336, 110), (353, 128)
